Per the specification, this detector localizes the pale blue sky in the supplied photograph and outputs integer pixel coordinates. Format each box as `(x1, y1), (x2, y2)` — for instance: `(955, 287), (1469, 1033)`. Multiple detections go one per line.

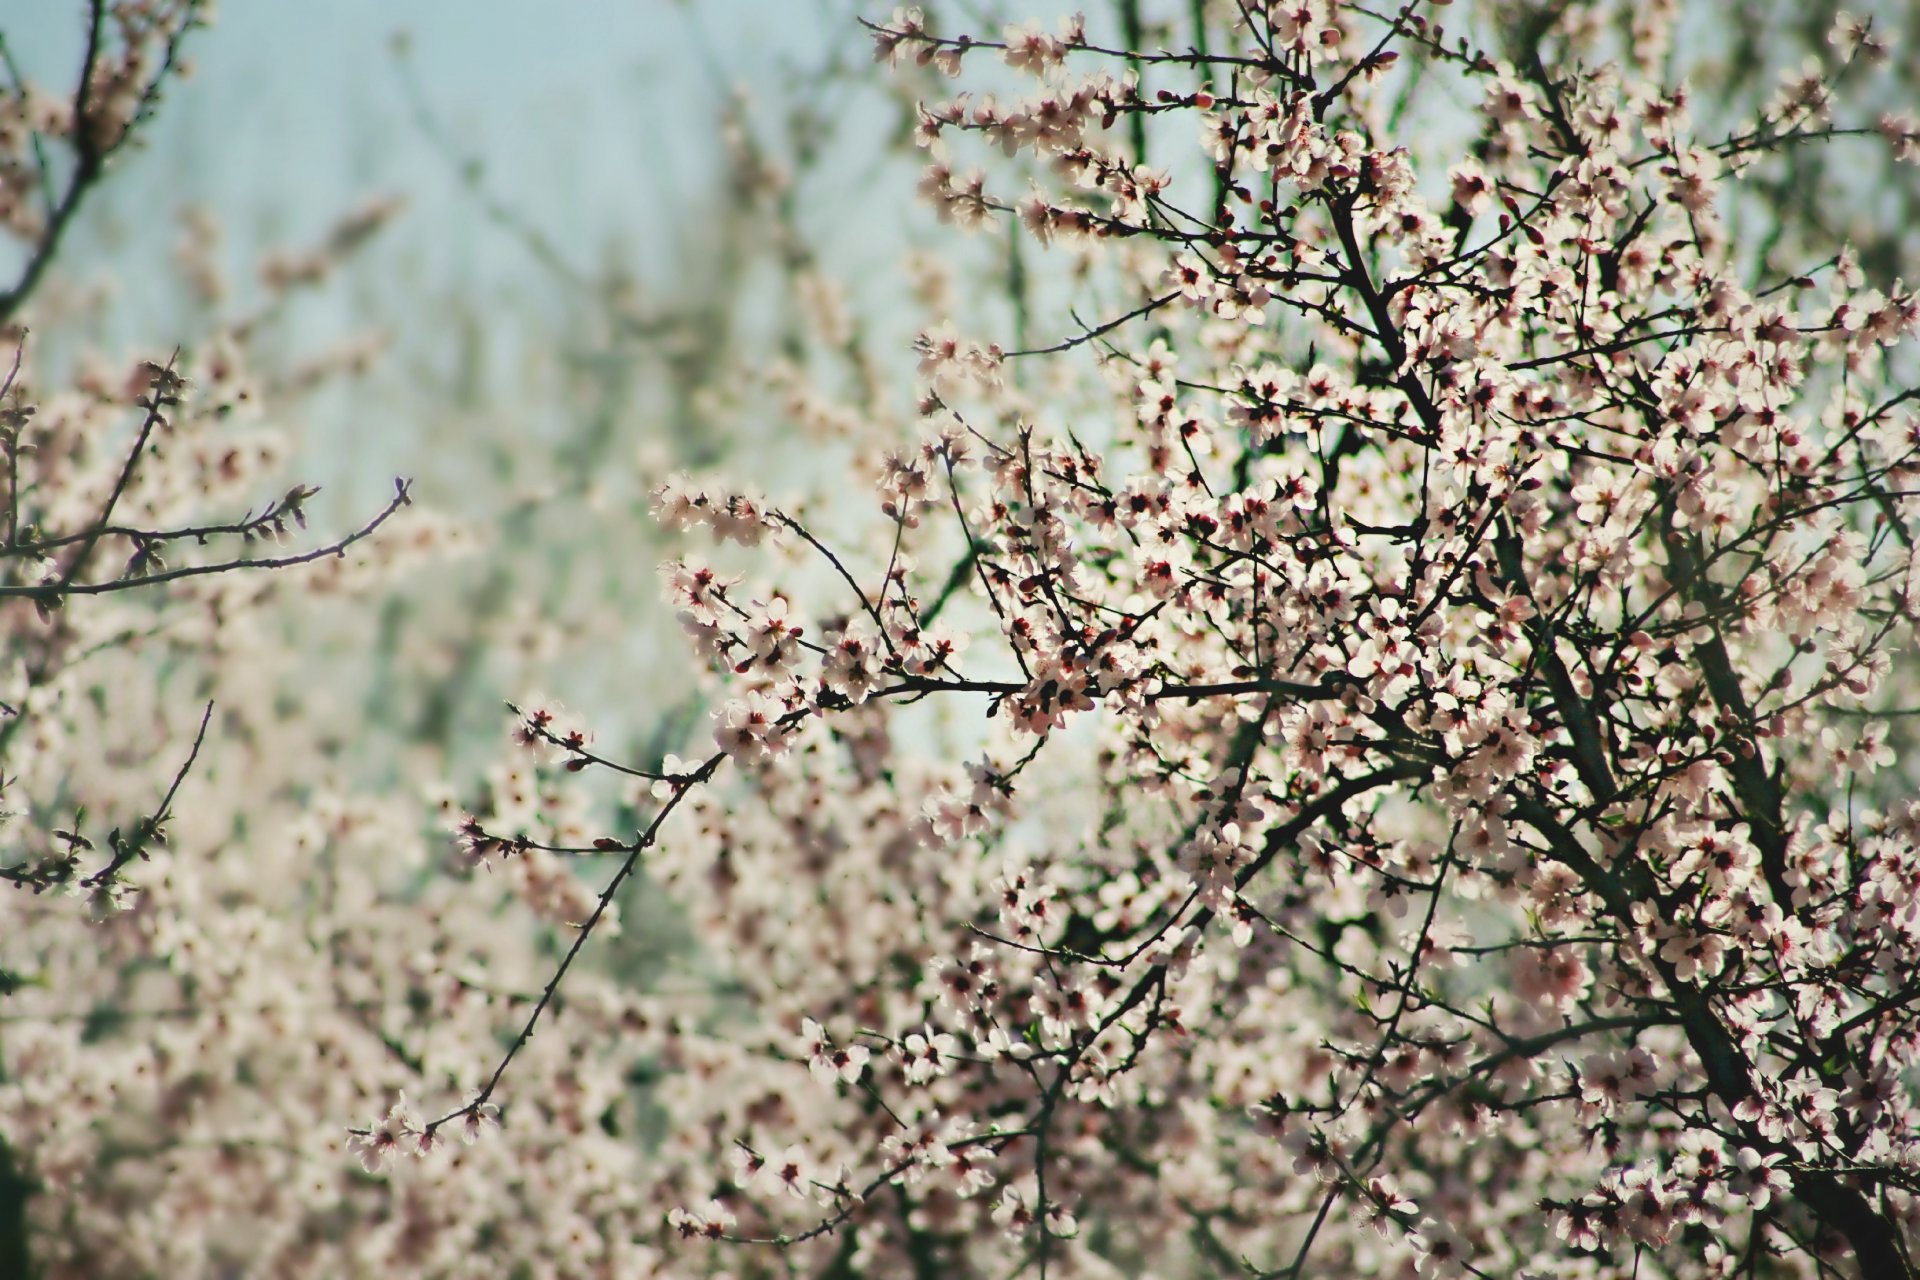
(2, 0), (935, 514)
(6, 1), (868, 314)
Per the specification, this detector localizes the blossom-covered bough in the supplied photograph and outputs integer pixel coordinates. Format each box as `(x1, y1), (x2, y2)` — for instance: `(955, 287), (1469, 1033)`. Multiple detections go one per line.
(419, 1), (1920, 1275)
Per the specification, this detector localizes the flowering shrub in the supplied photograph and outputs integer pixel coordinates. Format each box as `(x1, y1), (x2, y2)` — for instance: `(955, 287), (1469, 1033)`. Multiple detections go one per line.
(434, 2), (1920, 1277)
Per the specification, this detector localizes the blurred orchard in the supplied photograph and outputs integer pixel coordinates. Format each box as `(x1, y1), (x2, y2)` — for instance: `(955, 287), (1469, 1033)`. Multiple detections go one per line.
(2, 1), (1919, 1277)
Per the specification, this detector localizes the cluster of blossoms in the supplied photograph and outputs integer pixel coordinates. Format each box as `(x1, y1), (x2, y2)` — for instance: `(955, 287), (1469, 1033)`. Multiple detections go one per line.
(345, 1091), (500, 1174)
(433, 2), (1920, 1278)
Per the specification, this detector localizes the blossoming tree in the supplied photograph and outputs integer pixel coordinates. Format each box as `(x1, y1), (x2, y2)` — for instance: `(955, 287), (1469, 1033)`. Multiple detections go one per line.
(5, 0), (1919, 1277)
(427, 1), (1920, 1277)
